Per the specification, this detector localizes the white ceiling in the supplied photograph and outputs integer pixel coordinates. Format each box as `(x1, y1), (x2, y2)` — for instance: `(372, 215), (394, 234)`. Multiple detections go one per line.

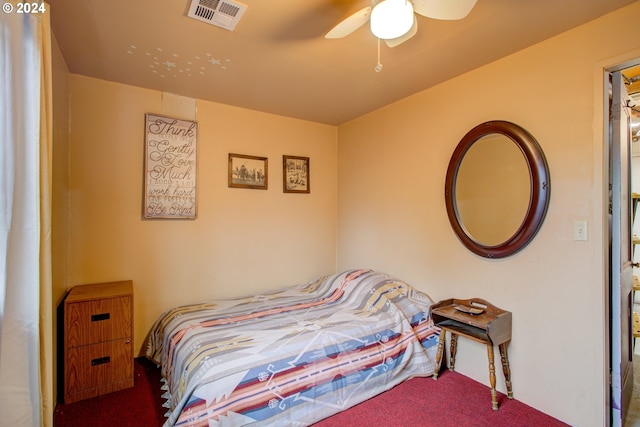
(48, 0), (637, 125)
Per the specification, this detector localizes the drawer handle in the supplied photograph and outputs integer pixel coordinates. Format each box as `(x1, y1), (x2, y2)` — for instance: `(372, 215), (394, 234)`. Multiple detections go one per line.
(91, 356), (111, 366)
(91, 313), (110, 322)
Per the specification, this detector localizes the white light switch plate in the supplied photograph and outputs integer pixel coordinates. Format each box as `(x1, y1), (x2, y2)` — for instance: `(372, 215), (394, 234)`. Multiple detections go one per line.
(573, 220), (588, 241)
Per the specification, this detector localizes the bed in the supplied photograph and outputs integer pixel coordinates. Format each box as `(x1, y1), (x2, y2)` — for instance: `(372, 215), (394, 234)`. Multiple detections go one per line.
(145, 269), (440, 426)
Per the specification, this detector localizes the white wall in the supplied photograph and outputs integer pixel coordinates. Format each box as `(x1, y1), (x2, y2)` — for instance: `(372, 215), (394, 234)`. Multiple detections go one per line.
(337, 3), (640, 426)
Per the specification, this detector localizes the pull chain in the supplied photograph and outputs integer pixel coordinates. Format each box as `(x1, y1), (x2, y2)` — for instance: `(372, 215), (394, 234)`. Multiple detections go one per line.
(375, 38), (383, 72)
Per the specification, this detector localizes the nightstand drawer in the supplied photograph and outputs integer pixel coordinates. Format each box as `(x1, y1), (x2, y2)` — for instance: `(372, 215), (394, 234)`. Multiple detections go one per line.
(65, 295), (132, 348)
(65, 338), (133, 396)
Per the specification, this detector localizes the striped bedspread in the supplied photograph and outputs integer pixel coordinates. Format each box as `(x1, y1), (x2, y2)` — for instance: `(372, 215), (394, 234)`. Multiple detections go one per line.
(145, 269), (440, 426)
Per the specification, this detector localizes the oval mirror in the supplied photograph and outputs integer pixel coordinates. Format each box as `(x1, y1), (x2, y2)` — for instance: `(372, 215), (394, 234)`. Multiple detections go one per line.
(444, 121), (550, 258)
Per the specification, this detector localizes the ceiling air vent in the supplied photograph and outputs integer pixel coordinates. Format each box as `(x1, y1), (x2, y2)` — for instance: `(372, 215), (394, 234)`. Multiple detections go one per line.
(187, 0), (247, 31)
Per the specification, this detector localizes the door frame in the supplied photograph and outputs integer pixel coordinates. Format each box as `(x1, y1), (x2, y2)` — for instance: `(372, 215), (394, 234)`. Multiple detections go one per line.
(604, 56), (640, 427)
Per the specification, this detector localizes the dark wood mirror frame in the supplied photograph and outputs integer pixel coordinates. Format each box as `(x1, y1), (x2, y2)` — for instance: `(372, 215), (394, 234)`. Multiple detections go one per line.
(444, 120), (551, 258)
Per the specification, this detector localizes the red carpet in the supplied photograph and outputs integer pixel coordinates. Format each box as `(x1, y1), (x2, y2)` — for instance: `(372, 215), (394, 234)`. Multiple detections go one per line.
(315, 371), (568, 427)
(54, 357), (568, 427)
(54, 358), (166, 427)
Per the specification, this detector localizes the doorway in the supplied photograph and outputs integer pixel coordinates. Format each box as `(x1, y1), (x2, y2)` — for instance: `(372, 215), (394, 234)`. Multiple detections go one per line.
(608, 62), (640, 427)
(625, 63), (640, 426)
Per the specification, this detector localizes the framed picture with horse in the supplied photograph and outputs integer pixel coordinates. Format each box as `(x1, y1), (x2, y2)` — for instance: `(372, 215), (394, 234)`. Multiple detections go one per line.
(228, 153), (268, 190)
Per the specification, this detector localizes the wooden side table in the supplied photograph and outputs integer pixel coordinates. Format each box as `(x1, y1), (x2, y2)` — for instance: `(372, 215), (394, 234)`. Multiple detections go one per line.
(431, 298), (513, 410)
(63, 280), (134, 403)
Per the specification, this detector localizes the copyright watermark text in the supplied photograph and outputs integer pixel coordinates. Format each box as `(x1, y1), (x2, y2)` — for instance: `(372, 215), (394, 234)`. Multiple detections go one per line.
(3, 2), (47, 14)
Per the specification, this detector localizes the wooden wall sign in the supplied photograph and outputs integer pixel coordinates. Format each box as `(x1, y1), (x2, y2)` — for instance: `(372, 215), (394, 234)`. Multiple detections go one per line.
(143, 113), (198, 219)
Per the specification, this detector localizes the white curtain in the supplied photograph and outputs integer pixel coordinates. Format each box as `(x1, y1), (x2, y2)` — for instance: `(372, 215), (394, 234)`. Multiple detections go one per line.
(0, 4), (53, 427)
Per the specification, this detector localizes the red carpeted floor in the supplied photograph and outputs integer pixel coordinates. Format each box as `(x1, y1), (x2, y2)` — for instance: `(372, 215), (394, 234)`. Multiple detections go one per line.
(54, 358), (167, 427)
(54, 357), (569, 427)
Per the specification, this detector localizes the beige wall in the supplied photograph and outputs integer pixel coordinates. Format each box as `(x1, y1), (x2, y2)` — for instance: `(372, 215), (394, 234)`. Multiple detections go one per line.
(67, 75), (338, 356)
(337, 3), (640, 426)
(51, 33), (70, 404)
(53, 2), (640, 425)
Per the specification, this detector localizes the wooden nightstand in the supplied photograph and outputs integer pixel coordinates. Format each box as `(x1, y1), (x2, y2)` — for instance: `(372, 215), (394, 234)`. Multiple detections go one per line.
(63, 280), (134, 403)
(431, 298), (512, 410)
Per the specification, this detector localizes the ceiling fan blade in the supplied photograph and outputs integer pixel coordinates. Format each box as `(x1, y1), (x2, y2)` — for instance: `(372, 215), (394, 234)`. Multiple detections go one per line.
(413, 0), (477, 20)
(384, 17), (418, 48)
(325, 6), (372, 39)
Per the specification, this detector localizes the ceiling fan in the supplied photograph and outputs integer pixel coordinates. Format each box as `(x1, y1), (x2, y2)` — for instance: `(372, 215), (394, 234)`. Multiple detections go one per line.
(325, 0), (477, 48)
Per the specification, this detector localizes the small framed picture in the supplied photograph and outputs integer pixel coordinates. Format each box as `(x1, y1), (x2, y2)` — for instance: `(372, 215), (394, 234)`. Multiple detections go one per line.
(283, 155), (310, 194)
(228, 153), (268, 189)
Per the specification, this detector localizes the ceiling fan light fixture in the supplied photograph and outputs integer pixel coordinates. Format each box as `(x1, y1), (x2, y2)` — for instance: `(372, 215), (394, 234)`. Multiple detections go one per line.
(370, 0), (414, 40)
